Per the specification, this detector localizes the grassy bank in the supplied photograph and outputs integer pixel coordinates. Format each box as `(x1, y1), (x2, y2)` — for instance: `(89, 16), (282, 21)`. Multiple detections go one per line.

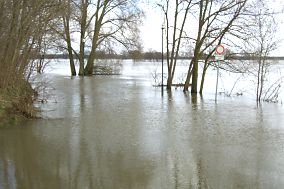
(0, 84), (37, 127)
(0, 99), (20, 127)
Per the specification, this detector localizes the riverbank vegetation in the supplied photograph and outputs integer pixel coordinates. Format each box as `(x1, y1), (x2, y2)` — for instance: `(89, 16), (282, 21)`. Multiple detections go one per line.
(0, 0), (60, 122)
(0, 85), (36, 126)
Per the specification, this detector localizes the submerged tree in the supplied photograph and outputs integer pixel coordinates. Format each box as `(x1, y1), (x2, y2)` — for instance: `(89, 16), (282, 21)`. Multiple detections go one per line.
(59, 0), (144, 76)
(158, 0), (195, 90)
(242, 0), (280, 102)
(59, 0), (77, 76)
(183, 0), (247, 93)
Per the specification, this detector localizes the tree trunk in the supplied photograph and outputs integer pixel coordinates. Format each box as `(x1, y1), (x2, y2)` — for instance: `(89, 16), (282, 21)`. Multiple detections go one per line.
(191, 58), (198, 93)
(183, 60), (193, 92)
(84, 0), (107, 75)
(184, 56), (199, 93)
(63, 1), (76, 76)
(199, 65), (207, 94)
(256, 57), (261, 101)
(84, 32), (99, 75)
(79, 0), (87, 76)
(166, 74), (172, 90)
(84, 50), (96, 75)
(66, 38), (76, 75)
(67, 41), (76, 76)
(257, 57), (265, 102)
(199, 60), (210, 94)
(78, 40), (85, 76)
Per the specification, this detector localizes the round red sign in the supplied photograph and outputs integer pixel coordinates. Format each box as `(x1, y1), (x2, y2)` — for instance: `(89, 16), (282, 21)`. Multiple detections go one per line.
(215, 45), (225, 55)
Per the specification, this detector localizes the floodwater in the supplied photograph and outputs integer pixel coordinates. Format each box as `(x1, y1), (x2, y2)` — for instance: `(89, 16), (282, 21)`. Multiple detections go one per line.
(1, 60), (284, 189)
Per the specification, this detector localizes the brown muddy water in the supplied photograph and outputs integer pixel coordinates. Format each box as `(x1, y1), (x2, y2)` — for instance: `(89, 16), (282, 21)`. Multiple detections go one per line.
(1, 60), (284, 189)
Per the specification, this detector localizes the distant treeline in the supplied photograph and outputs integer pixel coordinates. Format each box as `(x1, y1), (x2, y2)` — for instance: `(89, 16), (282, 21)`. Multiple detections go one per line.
(34, 52), (284, 61)
(33, 51), (165, 60)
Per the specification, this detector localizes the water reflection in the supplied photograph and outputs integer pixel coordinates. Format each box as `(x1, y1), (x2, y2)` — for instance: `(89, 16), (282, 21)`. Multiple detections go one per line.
(1, 65), (284, 188)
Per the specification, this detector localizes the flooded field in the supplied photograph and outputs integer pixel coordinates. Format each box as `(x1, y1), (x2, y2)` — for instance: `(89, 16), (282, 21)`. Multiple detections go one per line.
(1, 60), (284, 189)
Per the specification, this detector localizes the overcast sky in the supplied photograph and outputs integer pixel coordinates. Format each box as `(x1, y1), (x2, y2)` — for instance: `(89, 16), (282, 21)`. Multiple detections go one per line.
(140, 7), (163, 52)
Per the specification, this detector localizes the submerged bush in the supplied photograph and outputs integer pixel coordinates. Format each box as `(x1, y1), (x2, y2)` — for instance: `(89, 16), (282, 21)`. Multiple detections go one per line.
(93, 59), (122, 75)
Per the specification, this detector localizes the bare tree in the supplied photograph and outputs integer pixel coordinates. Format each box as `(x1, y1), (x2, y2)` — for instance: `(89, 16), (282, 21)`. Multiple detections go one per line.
(0, 0), (60, 116)
(242, 0), (280, 102)
(78, 0), (88, 75)
(158, 0), (196, 90)
(58, 0), (144, 76)
(84, 0), (144, 75)
(182, 0), (247, 93)
(58, 0), (77, 76)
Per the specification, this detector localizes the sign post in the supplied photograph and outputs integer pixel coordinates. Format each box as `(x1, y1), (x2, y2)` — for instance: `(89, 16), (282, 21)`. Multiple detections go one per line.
(214, 44), (225, 102)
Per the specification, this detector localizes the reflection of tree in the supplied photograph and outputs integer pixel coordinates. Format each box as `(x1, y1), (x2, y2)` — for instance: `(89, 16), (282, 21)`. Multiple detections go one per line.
(0, 155), (13, 189)
(191, 95), (210, 189)
(2, 75), (283, 189)
(0, 76), (158, 189)
(162, 93), (204, 189)
(227, 106), (266, 189)
(0, 117), (154, 189)
(190, 100), (271, 189)
(0, 126), (63, 189)
(253, 105), (265, 189)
